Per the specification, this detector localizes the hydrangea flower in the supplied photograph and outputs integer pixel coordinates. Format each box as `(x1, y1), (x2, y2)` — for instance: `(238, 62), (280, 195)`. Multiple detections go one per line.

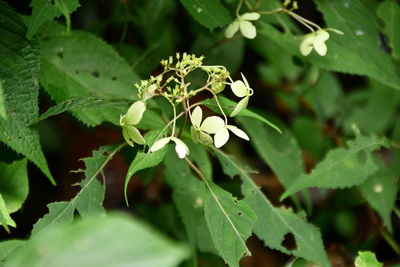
(190, 106), (213, 145)
(230, 73), (253, 117)
(300, 30), (330, 56)
(225, 12), (261, 39)
(120, 101), (146, 147)
(149, 136), (189, 159)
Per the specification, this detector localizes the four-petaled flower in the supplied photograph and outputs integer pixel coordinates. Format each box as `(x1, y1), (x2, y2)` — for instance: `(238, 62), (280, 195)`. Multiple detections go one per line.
(149, 136), (189, 159)
(225, 12), (261, 39)
(300, 30), (330, 56)
(120, 101), (146, 147)
(230, 73), (253, 117)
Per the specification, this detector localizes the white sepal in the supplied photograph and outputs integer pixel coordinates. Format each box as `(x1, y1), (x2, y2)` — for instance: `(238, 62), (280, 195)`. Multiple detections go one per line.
(231, 80), (248, 98)
(240, 20), (257, 39)
(214, 127), (230, 148)
(171, 137), (189, 159)
(149, 137), (170, 153)
(227, 125), (249, 141)
(191, 106), (203, 128)
(125, 101), (146, 125)
(201, 116), (225, 134)
(240, 12), (260, 21)
(225, 21), (240, 38)
(230, 96), (249, 117)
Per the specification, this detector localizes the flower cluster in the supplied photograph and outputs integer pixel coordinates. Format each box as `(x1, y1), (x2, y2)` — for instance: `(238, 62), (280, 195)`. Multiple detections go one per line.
(120, 53), (252, 159)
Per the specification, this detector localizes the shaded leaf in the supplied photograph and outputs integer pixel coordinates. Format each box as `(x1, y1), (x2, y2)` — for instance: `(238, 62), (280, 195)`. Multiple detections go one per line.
(27, 0), (80, 39)
(7, 214), (189, 267)
(0, 81), (5, 119)
(377, 0), (400, 60)
(180, 0), (232, 30)
(359, 160), (398, 232)
(0, 1), (54, 183)
(282, 134), (388, 199)
(214, 149), (330, 267)
(39, 23), (140, 126)
(0, 240), (25, 263)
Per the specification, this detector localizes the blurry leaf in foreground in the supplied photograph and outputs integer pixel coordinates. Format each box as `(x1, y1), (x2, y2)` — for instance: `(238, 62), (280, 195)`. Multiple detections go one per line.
(354, 251), (383, 267)
(5, 214), (189, 267)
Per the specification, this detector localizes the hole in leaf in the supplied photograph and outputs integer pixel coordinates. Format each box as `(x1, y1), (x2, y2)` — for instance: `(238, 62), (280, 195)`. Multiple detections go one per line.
(237, 212), (242, 216)
(91, 71), (100, 78)
(50, 0), (55, 5)
(103, 152), (110, 156)
(57, 52), (63, 59)
(75, 70), (79, 74)
(112, 77), (117, 81)
(281, 233), (297, 251)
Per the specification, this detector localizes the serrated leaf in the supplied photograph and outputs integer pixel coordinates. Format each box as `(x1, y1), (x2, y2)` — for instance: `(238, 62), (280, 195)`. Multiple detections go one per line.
(213, 149), (330, 267)
(202, 96), (281, 133)
(39, 23), (140, 126)
(258, 0), (400, 90)
(31, 145), (124, 236)
(359, 160), (398, 232)
(31, 96), (131, 124)
(354, 251), (383, 267)
(124, 132), (168, 204)
(377, 0), (400, 60)
(180, 0), (232, 30)
(7, 214), (189, 267)
(282, 134), (388, 200)
(27, 0), (80, 39)
(238, 117), (304, 188)
(164, 150), (217, 254)
(0, 1), (54, 184)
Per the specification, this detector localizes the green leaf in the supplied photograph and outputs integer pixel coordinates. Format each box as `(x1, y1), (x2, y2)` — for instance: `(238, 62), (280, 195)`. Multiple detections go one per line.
(377, 0), (400, 60)
(259, 0), (400, 90)
(359, 160), (398, 232)
(342, 81), (400, 134)
(0, 194), (15, 232)
(6, 214), (189, 267)
(0, 1), (54, 184)
(187, 141), (213, 180)
(0, 240), (25, 263)
(31, 145), (124, 236)
(202, 96), (281, 133)
(124, 132), (168, 204)
(31, 96), (131, 125)
(39, 23), (140, 126)
(163, 150), (217, 254)
(354, 251), (383, 267)
(238, 117), (304, 188)
(27, 0), (80, 39)
(282, 134), (388, 200)
(0, 81), (5, 119)
(203, 182), (256, 267)
(213, 149), (330, 267)
(179, 0), (232, 30)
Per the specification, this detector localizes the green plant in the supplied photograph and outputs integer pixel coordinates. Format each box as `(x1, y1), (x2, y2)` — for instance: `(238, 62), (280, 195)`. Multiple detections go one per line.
(1, 0), (399, 266)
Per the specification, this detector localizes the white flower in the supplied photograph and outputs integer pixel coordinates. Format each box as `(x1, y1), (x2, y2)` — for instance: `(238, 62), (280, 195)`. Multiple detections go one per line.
(190, 106), (214, 145)
(214, 124), (249, 148)
(230, 73), (253, 117)
(300, 30), (330, 56)
(120, 101), (146, 147)
(225, 12), (260, 39)
(149, 137), (189, 159)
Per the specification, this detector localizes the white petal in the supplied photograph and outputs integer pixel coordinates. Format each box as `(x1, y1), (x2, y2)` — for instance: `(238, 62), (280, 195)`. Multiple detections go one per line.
(125, 101), (146, 125)
(225, 21), (240, 38)
(313, 39), (328, 56)
(240, 72), (250, 89)
(240, 12), (260, 21)
(230, 96), (249, 117)
(239, 21), (257, 39)
(299, 36), (314, 56)
(171, 137), (189, 159)
(191, 106), (203, 128)
(124, 125), (145, 145)
(231, 80), (248, 98)
(214, 128), (230, 148)
(149, 137), (170, 153)
(316, 30), (330, 41)
(200, 116), (225, 134)
(227, 125), (249, 141)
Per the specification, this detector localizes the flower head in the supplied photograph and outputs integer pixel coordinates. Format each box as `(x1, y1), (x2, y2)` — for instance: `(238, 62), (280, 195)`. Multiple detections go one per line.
(230, 73), (253, 117)
(300, 30), (330, 56)
(225, 12), (260, 39)
(120, 101), (146, 147)
(149, 136), (189, 159)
